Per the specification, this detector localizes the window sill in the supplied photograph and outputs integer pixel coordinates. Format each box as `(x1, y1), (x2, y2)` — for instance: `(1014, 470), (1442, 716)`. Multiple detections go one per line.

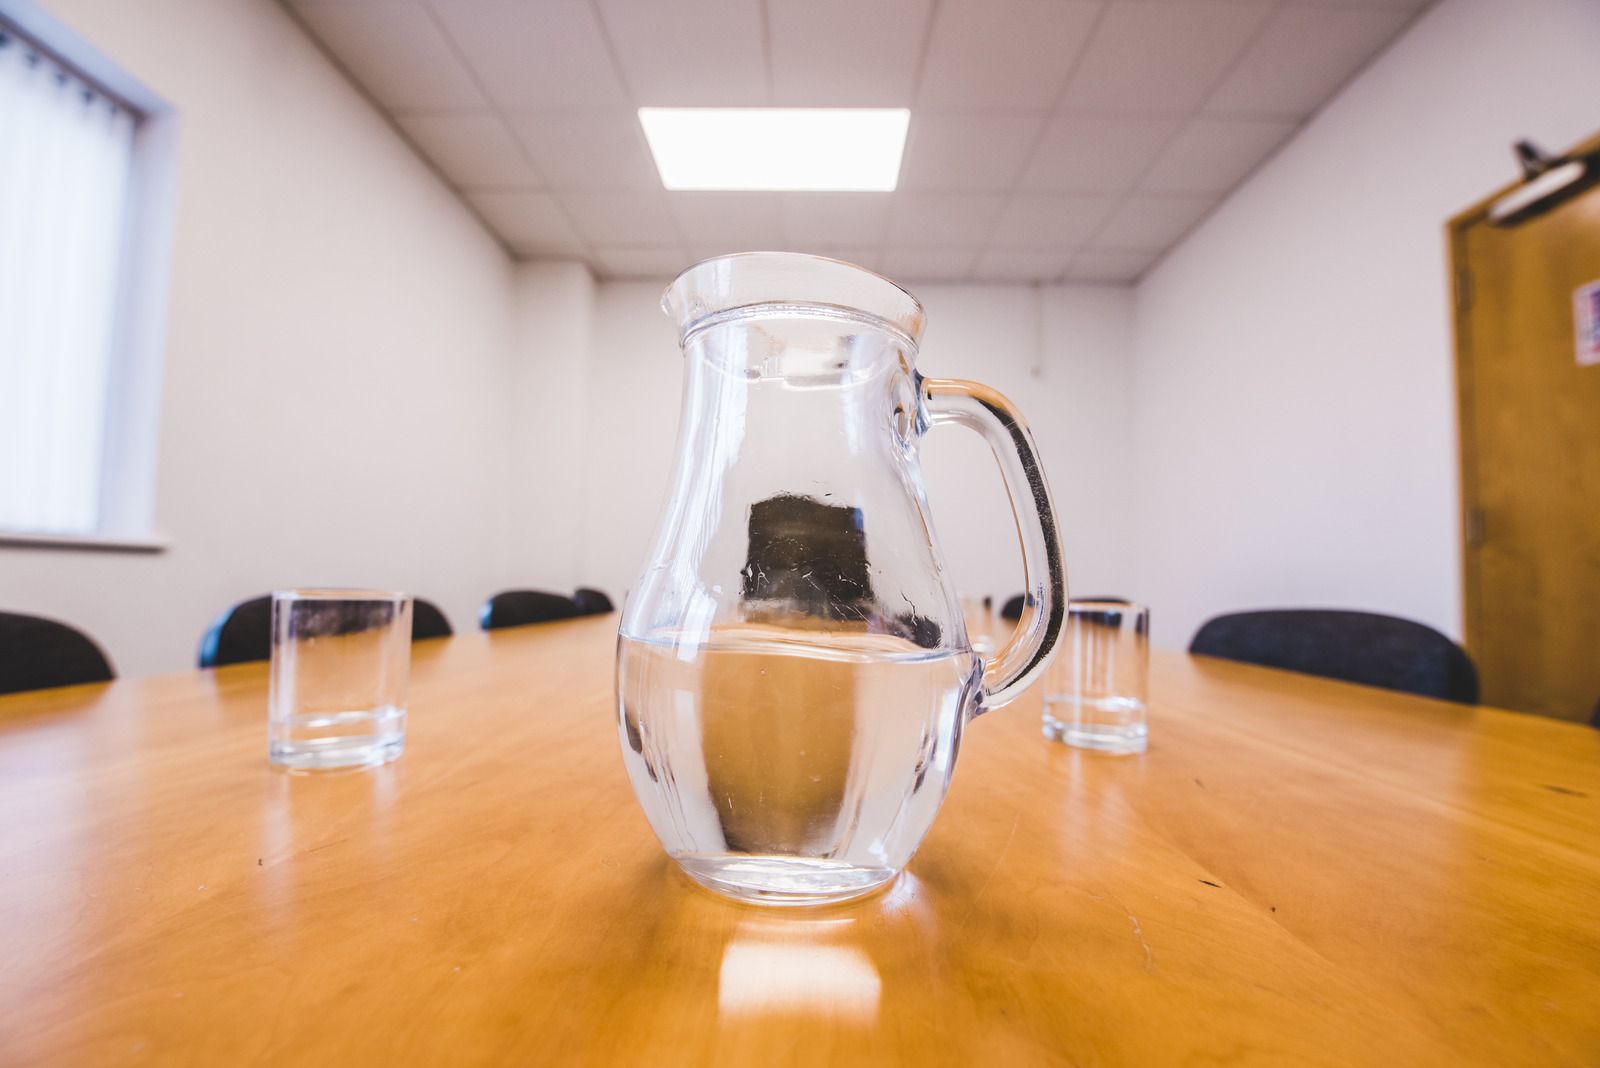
(0, 530), (169, 554)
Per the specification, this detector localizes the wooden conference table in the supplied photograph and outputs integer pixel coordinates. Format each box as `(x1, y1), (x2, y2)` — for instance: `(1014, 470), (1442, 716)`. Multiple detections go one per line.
(1, 616), (1596, 1065)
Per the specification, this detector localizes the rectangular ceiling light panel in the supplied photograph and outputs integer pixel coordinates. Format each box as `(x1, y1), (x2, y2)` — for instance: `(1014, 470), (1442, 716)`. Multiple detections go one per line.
(638, 108), (909, 192)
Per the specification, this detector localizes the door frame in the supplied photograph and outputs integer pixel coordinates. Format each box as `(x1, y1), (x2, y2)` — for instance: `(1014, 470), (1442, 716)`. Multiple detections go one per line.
(1448, 130), (1600, 665)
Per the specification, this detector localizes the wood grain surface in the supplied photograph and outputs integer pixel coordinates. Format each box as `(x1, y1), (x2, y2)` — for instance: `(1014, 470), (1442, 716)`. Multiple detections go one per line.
(1, 616), (1597, 1065)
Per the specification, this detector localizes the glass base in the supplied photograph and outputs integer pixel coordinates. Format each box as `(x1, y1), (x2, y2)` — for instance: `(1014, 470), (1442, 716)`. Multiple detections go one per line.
(676, 854), (899, 906)
(1042, 706), (1147, 755)
(270, 709), (405, 771)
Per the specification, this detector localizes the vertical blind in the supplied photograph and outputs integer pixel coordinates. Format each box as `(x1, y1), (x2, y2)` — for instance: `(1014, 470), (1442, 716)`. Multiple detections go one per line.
(0, 25), (136, 535)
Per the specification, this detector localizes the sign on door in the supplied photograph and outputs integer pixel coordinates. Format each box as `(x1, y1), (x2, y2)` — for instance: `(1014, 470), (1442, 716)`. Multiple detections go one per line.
(1577, 280), (1600, 367)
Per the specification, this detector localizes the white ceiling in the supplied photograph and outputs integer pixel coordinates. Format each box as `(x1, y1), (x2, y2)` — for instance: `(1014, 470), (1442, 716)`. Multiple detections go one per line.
(286, 0), (1430, 283)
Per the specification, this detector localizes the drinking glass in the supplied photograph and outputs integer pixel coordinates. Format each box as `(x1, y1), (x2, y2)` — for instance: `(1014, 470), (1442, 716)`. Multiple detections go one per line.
(269, 589), (411, 770)
(1042, 600), (1149, 754)
(960, 594), (997, 657)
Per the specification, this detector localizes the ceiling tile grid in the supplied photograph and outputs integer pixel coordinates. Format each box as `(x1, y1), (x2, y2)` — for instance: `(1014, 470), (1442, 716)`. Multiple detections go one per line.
(397, 111), (543, 186)
(287, 0), (1434, 283)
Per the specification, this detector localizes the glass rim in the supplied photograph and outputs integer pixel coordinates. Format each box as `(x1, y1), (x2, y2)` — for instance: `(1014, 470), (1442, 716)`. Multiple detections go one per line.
(272, 588), (411, 603)
(661, 251), (926, 348)
(1068, 598), (1147, 612)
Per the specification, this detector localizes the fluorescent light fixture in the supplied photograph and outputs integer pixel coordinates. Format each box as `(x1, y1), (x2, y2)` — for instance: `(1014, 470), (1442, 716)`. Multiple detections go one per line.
(638, 108), (909, 192)
(1488, 159), (1589, 226)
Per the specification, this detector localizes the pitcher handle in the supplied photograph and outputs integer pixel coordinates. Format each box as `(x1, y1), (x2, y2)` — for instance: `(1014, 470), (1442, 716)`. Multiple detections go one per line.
(920, 375), (1068, 712)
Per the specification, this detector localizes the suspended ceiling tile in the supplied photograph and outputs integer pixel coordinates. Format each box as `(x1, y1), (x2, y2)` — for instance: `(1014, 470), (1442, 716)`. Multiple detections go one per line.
(1279, 0), (1428, 9)
(291, 0), (1430, 278)
(781, 194), (892, 247)
(1139, 116), (1297, 194)
(1019, 113), (1182, 193)
(427, 0), (630, 111)
(506, 112), (660, 190)
(396, 111), (542, 188)
(560, 189), (684, 245)
(886, 192), (1006, 247)
(1094, 194), (1218, 250)
(667, 192), (787, 246)
(989, 194), (1115, 249)
(1061, 1), (1274, 113)
(810, 247), (885, 273)
(1064, 247), (1160, 284)
(767, 0), (932, 107)
(466, 190), (584, 252)
(916, 0), (1101, 110)
(293, 1), (486, 110)
(898, 112), (1047, 192)
(880, 247), (979, 283)
(596, 0), (766, 106)
(591, 245), (694, 278)
(1206, 5), (1418, 117)
(972, 248), (1071, 283)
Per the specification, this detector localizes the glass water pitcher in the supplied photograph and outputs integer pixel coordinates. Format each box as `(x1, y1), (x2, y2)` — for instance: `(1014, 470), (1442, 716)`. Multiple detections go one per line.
(617, 253), (1068, 905)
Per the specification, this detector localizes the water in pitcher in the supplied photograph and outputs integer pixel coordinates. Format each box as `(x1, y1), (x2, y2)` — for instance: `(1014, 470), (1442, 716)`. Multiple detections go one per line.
(617, 624), (981, 903)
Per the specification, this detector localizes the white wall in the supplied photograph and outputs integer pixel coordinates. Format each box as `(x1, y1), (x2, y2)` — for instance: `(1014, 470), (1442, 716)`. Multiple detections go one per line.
(919, 285), (1138, 604)
(507, 262), (595, 590)
(579, 280), (1136, 610)
(0, 0), (518, 675)
(1132, 0), (1600, 649)
(577, 281), (682, 602)
(12, 0), (1588, 677)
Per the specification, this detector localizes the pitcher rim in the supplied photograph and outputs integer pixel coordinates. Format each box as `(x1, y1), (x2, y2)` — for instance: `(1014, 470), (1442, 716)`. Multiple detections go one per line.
(661, 251), (926, 349)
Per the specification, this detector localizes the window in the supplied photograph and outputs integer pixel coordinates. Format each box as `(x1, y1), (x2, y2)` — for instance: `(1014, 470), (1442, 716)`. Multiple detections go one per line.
(0, 9), (173, 545)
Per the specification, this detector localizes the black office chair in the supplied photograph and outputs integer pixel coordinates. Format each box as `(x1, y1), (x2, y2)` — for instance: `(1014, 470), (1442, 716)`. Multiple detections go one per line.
(1004, 593), (1129, 623)
(0, 611), (115, 695)
(198, 595), (272, 668)
(1188, 609), (1480, 704)
(200, 595), (454, 667)
(412, 599), (454, 640)
(479, 589), (582, 630)
(572, 587), (615, 616)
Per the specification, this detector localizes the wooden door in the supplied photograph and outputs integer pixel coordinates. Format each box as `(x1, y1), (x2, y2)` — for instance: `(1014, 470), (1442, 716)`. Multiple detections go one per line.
(1452, 134), (1600, 723)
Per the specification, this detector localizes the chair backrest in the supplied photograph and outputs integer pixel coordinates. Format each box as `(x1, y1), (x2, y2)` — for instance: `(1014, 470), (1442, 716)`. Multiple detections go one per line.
(1188, 609), (1480, 704)
(200, 595), (455, 667)
(0, 611), (115, 695)
(198, 595), (273, 668)
(1004, 594), (1130, 623)
(412, 599), (454, 640)
(572, 587), (614, 615)
(479, 590), (582, 630)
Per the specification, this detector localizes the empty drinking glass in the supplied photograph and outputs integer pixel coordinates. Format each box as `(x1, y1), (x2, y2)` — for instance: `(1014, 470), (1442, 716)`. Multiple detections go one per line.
(1043, 600), (1149, 754)
(268, 589), (411, 771)
(960, 594), (997, 657)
